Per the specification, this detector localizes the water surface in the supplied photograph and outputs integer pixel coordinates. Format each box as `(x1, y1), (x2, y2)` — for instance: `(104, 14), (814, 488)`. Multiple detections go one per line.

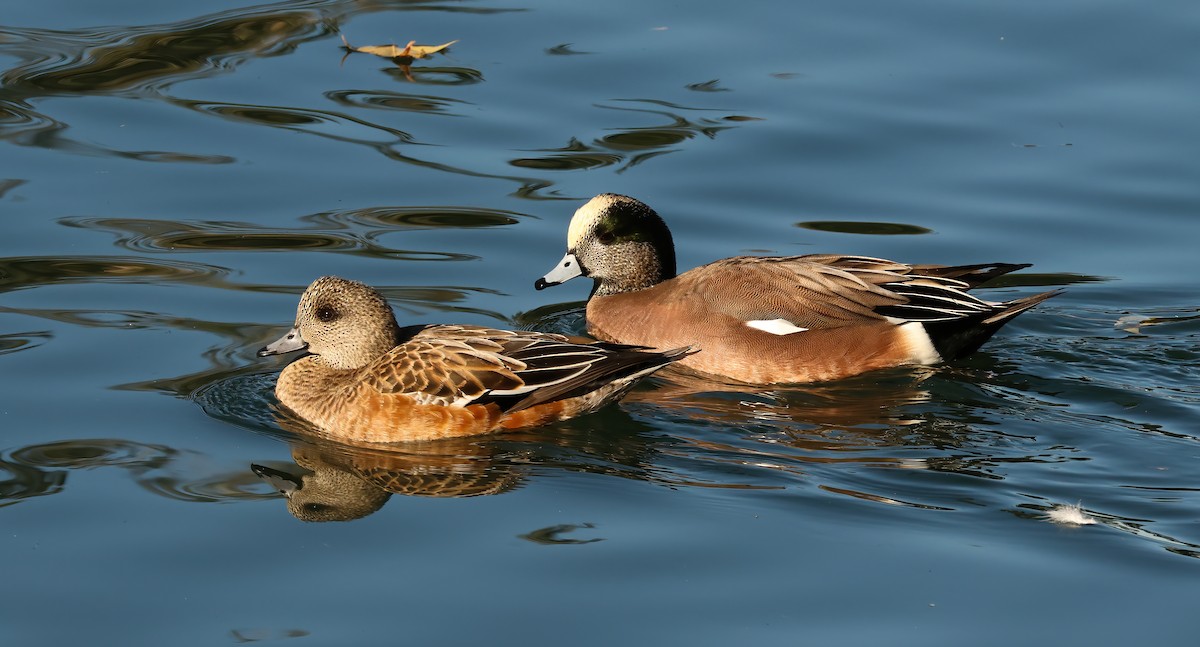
(2, 0), (1198, 644)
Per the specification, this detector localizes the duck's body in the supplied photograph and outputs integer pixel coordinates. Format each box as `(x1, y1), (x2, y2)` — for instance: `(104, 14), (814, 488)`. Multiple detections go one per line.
(259, 277), (690, 443)
(536, 194), (1060, 384)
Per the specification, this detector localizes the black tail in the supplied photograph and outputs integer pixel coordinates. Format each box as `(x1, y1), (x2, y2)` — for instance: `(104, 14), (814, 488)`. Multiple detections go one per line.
(910, 262), (1032, 288)
(923, 289), (1063, 360)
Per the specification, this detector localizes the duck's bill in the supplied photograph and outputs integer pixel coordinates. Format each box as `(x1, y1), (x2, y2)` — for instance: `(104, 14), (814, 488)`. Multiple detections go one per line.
(534, 252), (583, 290)
(257, 327), (308, 357)
(250, 463), (302, 496)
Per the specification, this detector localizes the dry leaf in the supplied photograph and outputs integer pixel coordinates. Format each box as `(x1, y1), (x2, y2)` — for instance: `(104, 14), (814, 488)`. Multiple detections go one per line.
(340, 34), (458, 60)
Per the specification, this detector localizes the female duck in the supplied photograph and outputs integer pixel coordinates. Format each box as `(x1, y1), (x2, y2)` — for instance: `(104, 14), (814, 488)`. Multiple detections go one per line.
(259, 276), (690, 443)
(535, 193), (1059, 384)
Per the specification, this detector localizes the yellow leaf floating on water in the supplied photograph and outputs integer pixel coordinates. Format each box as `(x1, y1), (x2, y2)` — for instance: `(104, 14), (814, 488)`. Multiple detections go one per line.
(340, 34), (458, 60)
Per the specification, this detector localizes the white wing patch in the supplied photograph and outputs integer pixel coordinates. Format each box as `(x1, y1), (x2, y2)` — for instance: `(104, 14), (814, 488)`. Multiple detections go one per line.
(745, 318), (809, 335)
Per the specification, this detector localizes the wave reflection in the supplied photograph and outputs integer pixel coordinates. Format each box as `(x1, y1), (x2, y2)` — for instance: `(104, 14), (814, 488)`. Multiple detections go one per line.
(1, 10), (326, 95)
(325, 89), (470, 116)
(62, 206), (525, 260)
(0, 439), (271, 507)
(509, 100), (740, 174)
(0, 3), (336, 160)
(0, 255), (231, 293)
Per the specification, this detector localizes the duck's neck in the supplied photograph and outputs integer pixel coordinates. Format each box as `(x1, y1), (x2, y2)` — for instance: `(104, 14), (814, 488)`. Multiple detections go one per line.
(313, 319), (404, 370)
(591, 242), (676, 297)
(277, 358), (352, 424)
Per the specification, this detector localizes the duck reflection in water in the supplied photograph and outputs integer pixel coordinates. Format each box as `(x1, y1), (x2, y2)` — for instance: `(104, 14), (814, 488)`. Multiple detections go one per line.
(252, 420), (524, 522)
(625, 364), (935, 430)
(253, 364), (940, 520)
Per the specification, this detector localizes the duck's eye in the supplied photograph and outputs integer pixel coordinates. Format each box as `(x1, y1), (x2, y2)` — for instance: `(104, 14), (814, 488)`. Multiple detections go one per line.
(596, 229), (616, 245)
(316, 305), (338, 322)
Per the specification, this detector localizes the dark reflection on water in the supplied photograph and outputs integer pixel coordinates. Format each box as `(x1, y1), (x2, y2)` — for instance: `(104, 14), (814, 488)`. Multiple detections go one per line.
(796, 220), (934, 236)
(510, 100), (738, 173)
(325, 89), (470, 115)
(381, 65), (484, 85)
(545, 43), (590, 56)
(983, 272), (1109, 288)
(0, 453), (66, 506)
(60, 214), (504, 263)
(64, 205), (522, 254)
(519, 523), (602, 544)
(0, 3), (763, 199)
(0, 179), (27, 199)
(0, 2), (538, 189)
(0, 439), (271, 507)
(0, 2), (341, 161)
(685, 79), (730, 93)
(251, 436), (527, 521)
(0, 330), (53, 356)
(1, 9), (326, 95)
(179, 99), (416, 146)
(0, 255), (232, 293)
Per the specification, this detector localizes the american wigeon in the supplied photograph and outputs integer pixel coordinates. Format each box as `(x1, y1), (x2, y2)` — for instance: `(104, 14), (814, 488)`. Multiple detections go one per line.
(258, 276), (692, 443)
(535, 193), (1061, 384)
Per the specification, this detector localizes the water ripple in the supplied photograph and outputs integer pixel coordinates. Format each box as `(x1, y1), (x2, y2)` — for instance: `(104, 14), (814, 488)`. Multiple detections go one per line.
(61, 214), (499, 261)
(1, 439), (274, 506)
(0, 4), (339, 163)
(0, 255), (231, 293)
(180, 100), (415, 145)
(0, 330), (53, 357)
(795, 221), (934, 236)
(509, 100), (741, 173)
(0, 94), (235, 162)
(380, 65), (484, 85)
(0, 7), (328, 96)
(325, 89), (470, 115)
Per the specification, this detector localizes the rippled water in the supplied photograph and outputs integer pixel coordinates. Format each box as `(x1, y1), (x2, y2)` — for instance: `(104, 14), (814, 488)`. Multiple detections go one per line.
(2, 0), (1198, 644)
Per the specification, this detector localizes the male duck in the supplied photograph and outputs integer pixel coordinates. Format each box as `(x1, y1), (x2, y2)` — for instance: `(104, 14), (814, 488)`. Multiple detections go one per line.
(535, 193), (1060, 384)
(259, 276), (691, 443)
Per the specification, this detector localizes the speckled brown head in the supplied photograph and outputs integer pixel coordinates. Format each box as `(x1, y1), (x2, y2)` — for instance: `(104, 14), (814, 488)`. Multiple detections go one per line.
(258, 276), (402, 370)
(535, 193), (677, 297)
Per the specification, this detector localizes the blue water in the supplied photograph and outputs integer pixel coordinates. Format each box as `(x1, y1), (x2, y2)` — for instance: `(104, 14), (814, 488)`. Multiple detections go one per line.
(2, 0), (1198, 644)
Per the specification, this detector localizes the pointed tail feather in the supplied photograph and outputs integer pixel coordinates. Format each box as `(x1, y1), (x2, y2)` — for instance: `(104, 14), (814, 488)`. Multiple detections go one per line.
(982, 289), (1064, 325)
(506, 345), (696, 413)
(924, 289), (1062, 360)
(909, 262), (1033, 288)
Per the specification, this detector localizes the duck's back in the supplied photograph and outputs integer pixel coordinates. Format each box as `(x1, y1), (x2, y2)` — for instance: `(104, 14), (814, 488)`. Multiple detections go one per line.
(584, 255), (1043, 384)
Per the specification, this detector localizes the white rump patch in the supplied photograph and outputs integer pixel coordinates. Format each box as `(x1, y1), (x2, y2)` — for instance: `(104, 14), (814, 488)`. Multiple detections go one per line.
(745, 318), (809, 335)
(898, 322), (942, 365)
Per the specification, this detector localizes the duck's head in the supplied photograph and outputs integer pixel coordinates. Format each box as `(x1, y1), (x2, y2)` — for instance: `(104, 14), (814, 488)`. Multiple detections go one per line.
(535, 193), (677, 297)
(258, 276), (401, 370)
(251, 462), (391, 523)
